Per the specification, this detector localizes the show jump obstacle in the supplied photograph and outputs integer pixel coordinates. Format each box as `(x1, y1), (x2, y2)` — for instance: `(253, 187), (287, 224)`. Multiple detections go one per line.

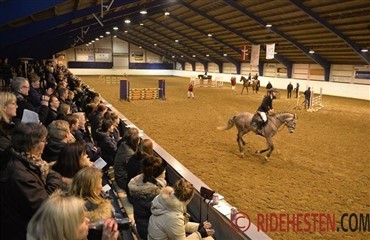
(193, 75), (223, 87)
(307, 87), (324, 112)
(120, 79), (166, 102)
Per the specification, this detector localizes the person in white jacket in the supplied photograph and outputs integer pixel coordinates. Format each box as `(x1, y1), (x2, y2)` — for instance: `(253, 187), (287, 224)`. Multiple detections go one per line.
(148, 179), (215, 240)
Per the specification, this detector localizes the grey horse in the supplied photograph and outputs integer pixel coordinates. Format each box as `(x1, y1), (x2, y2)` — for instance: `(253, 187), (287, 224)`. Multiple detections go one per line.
(218, 112), (298, 160)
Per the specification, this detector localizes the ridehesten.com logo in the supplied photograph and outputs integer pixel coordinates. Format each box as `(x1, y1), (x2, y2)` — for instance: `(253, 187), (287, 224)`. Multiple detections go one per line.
(230, 212), (369, 233)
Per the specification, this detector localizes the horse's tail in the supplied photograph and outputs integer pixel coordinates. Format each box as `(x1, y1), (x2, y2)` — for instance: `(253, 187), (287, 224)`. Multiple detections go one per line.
(217, 116), (236, 131)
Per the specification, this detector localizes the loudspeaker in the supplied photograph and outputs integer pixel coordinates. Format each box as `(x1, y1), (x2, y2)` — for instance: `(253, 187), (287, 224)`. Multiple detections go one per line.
(200, 187), (214, 201)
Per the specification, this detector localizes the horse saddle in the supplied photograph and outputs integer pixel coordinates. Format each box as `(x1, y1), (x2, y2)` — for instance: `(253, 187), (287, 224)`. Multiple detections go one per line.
(251, 113), (263, 126)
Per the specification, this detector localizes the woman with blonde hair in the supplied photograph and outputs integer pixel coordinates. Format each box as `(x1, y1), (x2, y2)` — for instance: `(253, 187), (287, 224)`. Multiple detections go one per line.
(27, 191), (119, 240)
(69, 167), (114, 222)
(0, 92), (17, 152)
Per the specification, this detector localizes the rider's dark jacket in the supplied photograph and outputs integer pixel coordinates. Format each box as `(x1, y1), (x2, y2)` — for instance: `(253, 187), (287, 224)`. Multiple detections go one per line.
(258, 95), (273, 113)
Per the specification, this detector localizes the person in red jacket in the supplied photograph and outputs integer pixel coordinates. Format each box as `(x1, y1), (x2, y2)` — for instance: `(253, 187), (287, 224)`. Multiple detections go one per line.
(188, 81), (195, 99)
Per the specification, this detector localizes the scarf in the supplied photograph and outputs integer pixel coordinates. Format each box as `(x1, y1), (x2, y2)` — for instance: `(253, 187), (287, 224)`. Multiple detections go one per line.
(17, 150), (50, 183)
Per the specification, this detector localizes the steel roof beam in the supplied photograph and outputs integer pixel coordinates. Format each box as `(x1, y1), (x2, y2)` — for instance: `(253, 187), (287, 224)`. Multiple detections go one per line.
(290, 0), (370, 65)
(0, 0), (66, 27)
(181, 0), (291, 75)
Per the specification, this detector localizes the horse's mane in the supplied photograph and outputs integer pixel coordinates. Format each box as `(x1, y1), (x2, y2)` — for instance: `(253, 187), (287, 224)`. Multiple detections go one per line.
(275, 111), (297, 119)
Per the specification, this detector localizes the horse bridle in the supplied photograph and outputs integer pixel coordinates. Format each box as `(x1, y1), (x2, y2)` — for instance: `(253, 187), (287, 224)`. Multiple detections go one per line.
(275, 113), (297, 132)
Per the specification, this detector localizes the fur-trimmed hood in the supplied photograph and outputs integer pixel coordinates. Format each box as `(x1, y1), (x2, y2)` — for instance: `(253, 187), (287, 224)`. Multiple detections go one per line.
(150, 186), (186, 217)
(85, 199), (113, 222)
(128, 174), (167, 200)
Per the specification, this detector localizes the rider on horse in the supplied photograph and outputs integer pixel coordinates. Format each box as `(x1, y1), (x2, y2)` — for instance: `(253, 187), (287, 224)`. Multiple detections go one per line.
(255, 88), (278, 135)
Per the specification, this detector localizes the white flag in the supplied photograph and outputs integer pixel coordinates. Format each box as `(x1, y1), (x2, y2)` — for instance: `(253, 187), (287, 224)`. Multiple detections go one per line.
(266, 43), (275, 59)
(251, 45), (260, 66)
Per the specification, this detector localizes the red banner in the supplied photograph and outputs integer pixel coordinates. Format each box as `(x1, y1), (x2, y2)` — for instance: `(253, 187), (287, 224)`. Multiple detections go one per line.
(241, 45), (250, 61)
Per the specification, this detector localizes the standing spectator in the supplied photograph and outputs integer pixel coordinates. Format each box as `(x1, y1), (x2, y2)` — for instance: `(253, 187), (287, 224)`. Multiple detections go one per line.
(230, 76), (236, 91)
(148, 179), (215, 240)
(128, 155), (167, 240)
(304, 87), (311, 109)
(0, 123), (63, 240)
(187, 81), (195, 99)
(0, 92), (17, 153)
(294, 83), (300, 98)
(27, 191), (119, 240)
(287, 82), (293, 99)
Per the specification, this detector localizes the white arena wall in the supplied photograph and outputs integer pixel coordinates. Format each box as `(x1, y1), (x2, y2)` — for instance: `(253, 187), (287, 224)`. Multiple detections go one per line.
(71, 68), (370, 100)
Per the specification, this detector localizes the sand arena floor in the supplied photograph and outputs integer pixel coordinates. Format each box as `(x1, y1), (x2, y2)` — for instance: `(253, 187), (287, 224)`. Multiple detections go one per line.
(82, 75), (369, 240)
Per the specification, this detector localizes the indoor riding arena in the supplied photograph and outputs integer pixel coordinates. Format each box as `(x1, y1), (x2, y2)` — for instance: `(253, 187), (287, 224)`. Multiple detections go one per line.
(82, 75), (370, 240)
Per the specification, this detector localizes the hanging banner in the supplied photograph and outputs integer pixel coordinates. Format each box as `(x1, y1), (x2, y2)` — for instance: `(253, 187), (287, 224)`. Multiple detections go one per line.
(266, 43), (275, 59)
(241, 45), (250, 61)
(251, 45), (260, 66)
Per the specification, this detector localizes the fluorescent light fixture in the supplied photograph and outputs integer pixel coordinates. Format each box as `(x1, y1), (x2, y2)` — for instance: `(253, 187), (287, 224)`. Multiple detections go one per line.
(266, 24), (272, 28)
(140, 9), (147, 14)
(106, 31), (111, 35)
(309, 50), (315, 54)
(208, 33), (212, 37)
(113, 27), (118, 30)
(124, 19), (131, 24)
(361, 49), (368, 52)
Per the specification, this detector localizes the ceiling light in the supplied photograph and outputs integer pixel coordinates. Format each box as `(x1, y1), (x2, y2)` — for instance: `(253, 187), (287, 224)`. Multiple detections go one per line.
(223, 53), (227, 56)
(124, 30), (128, 33)
(309, 50), (315, 54)
(172, 56), (175, 58)
(154, 43), (157, 46)
(113, 35), (117, 38)
(140, 22), (144, 26)
(192, 55), (196, 57)
(175, 39), (179, 43)
(361, 49), (368, 52)
(266, 24), (272, 28)
(95, 38), (99, 41)
(86, 44), (89, 46)
(164, 10), (170, 16)
(100, 35), (104, 38)
(91, 40), (95, 43)
(206, 54), (210, 57)
(106, 31), (111, 35)
(140, 9), (147, 14)
(113, 27), (118, 30)
(124, 19), (131, 24)
(181, 55), (184, 57)
(208, 33), (212, 37)
(139, 46), (142, 48)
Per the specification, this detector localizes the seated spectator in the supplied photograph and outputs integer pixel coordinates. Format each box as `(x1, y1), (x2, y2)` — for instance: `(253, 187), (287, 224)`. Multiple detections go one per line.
(42, 120), (75, 163)
(69, 167), (114, 222)
(148, 179), (215, 240)
(104, 110), (121, 142)
(0, 123), (62, 240)
(11, 77), (49, 124)
(114, 127), (140, 191)
(128, 155), (167, 239)
(73, 112), (101, 161)
(66, 89), (79, 113)
(95, 119), (117, 166)
(45, 94), (59, 125)
(126, 138), (155, 192)
(0, 92), (17, 153)
(27, 191), (119, 240)
(57, 87), (68, 105)
(27, 74), (42, 111)
(89, 103), (107, 141)
(52, 141), (92, 187)
(56, 102), (71, 121)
